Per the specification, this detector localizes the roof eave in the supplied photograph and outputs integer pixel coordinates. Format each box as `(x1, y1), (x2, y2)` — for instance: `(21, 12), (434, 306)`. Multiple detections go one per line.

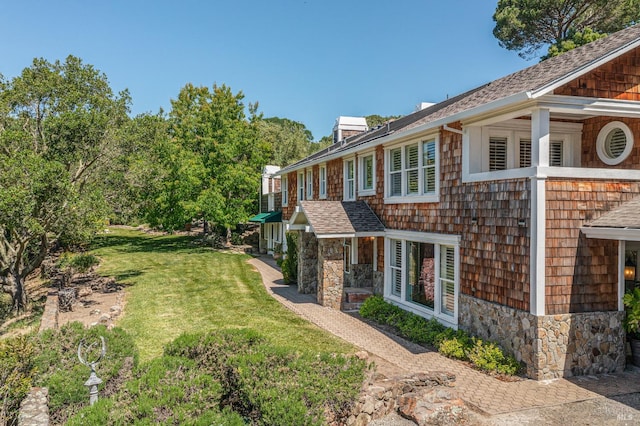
(582, 226), (640, 241)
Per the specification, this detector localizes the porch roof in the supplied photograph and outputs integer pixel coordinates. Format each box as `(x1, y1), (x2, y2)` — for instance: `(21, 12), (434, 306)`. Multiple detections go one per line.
(582, 196), (640, 241)
(290, 201), (384, 238)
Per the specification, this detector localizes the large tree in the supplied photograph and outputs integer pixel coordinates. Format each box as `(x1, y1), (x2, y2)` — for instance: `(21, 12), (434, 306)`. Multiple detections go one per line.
(0, 56), (130, 311)
(160, 83), (270, 240)
(493, 0), (640, 58)
(258, 117), (314, 166)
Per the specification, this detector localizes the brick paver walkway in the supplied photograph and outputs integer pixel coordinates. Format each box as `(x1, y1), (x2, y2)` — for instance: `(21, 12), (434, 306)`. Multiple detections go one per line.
(248, 256), (640, 416)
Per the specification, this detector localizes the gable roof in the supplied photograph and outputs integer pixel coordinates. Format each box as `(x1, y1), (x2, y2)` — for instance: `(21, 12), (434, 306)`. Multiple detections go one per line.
(585, 197), (640, 229)
(281, 24), (640, 174)
(292, 200), (385, 238)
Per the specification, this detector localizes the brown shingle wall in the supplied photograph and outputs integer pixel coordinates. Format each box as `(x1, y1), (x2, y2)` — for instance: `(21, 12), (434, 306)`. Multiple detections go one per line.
(555, 47), (640, 100)
(363, 125), (533, 311)
(282, 171), (297, 220)
(327, 158), (343, 200)
(358, 237), (374, 264)
(581, 117), (640, 168)
(312, 164), (319, 200)
(545, 180), (640, 314)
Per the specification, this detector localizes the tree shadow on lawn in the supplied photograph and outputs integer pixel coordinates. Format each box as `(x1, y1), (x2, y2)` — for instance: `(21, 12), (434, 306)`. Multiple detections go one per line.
(92, 233), (204, 255)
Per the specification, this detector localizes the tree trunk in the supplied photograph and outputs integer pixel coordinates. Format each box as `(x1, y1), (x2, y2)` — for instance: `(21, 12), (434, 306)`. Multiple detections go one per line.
(203, 220), (209, 236)
(7, 271), (28, 313)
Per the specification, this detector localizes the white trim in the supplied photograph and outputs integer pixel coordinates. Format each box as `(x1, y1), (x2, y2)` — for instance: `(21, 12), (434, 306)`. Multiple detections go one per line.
(536, 94), (640, 118)
(373, 237), (378, 271)
(281, 175), (288, 206)
(619, 241), (626, 311)
(306, 169), (313, 200)
(317, 233), (355, 239)
(530, 176), (546, 316)
(582, 227), (640, 241)
(596, 121), (634, 165)
(463, 166), (640, 183)
(385, 229), (461, 245)
(297, 171), (305, 202)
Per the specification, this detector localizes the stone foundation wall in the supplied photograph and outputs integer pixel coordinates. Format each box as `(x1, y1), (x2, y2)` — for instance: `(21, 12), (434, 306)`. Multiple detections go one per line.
(297, 231), (317, 294)
(372, 271), (384, 295)
(317, 239), (344, 310)
(459, 294), (626, 380)
(345, 264), (373, 288)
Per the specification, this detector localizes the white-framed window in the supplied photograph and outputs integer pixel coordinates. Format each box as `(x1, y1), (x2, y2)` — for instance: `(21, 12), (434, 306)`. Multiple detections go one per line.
(385, 136), (439, 203)
(297, 171), (304, 202)
(344, 158), (355, 201)
(358, 152), (375, 196)
(596, 121), (634, 165)
(518, 138), (564, 167)
(306, 169), (313, 200)
(319, 164), (327, 199)
(385, 230), (459, 327)
(282, 175), (288, 206)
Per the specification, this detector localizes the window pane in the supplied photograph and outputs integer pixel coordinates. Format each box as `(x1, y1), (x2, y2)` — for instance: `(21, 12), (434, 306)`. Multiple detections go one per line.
(406, 242), (435, 309)
(406, 144), (419, 169)
(364, 155), (373, 190)
(550, 141), (563, 167)
(390, 172), (402, 196)
(390, 148), (402, 172)
(424, 166), (435, 193)
(519, 139), (531, 168)
(406, 169), (419, 194)
(440, 246), (455, 316)
(390, 239), (402, 297)
(489, 137), (507, 171)
(422, 140), (435, 166)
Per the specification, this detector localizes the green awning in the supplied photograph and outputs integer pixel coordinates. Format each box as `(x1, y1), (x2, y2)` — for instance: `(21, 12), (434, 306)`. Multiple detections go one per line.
(248, 211), (282, 223)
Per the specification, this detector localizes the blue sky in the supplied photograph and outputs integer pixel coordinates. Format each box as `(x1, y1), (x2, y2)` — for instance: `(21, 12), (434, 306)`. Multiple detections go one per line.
(0, 1), (533, 141)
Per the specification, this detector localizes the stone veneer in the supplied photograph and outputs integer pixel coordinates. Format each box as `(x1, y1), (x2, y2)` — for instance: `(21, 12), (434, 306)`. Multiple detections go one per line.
(372, 271), (384, 296)
(344, 264), (373, 288)
(317, 239), (344, 310)
(297, 231), (317, 294)
(459, 294), (626, 379)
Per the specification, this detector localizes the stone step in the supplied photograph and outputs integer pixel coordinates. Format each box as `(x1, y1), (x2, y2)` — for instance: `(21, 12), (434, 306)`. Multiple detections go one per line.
(342, 302), (364, 312)
(342, 287), (374, 311)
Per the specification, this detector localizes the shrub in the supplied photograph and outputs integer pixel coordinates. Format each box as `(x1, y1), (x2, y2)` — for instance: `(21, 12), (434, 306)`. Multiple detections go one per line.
(0, 335), (36, 426)
(281, 232), (298, 284)
(359, 296), (521, 376)
(33, 322), (138, 424)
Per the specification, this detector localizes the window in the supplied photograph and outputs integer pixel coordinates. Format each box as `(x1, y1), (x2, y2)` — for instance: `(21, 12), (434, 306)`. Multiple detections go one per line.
(519, 139), (531, 168)
(597, 121), (634, 165)
(549, 141), (563, 167)
(344, 239), (352, 273)
(319, 164), (327, 199)
(386, 137), (439, 202)
(519, 139), (563, 167)
(282, 175), (288, 206)
(385, 232), (458, 326)
(306, 170), (313, 200)
(344, 159), (355, 200)
(422, 140), (436, 194)
(489, 137), (507, 171)
(297, 171), (304, 202)
(359, 153), (375, 195)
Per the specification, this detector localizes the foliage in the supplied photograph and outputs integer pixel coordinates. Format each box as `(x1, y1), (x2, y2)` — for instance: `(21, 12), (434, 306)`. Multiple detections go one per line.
(0, 336), (36, 426)
(281, 232), (298, 284)
(542, 27), (608, 59)
(157, 83), (271, 240)
(493, 0), (640, 58)
(258, 117), (315, 166)
(0, 55), (130, 311)
(68, 329), (365, 425)
(623, 287), (640, 339)
(364, 114), (401, 128)
(359, 296), (521, 375)
(57, 252), (100, 274)
(32, 322), (138, 423)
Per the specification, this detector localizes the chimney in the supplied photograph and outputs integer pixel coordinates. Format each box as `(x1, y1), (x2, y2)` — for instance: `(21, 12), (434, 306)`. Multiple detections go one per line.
(333, 116), (368, 144)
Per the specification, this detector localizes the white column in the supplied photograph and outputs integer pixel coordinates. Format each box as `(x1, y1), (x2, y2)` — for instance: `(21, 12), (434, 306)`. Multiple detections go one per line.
(530, 175), (546, 316)
(619, 241), (626, 311)
(531, 108), (550, 167)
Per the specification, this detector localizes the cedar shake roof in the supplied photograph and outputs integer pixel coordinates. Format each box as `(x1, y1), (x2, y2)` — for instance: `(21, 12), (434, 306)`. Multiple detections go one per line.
(281, 24), (640, 174)
(298, 200), (384, 237)
(585, 197), (640, 229)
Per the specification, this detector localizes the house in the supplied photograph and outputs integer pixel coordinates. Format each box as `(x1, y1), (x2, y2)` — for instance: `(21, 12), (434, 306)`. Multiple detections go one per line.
(276, 24), (640, 380)
(249, 165), (284, 255)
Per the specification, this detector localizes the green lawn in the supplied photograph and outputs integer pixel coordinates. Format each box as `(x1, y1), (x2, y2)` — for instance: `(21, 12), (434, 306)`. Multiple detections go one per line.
(91, 228), (355, 360)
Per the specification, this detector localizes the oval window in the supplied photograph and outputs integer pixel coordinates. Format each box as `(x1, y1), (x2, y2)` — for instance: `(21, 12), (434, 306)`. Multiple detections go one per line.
(596, 121), (634, 165)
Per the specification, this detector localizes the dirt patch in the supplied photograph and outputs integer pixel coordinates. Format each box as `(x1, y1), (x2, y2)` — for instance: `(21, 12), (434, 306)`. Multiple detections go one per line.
(57, 274), (125, 329)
